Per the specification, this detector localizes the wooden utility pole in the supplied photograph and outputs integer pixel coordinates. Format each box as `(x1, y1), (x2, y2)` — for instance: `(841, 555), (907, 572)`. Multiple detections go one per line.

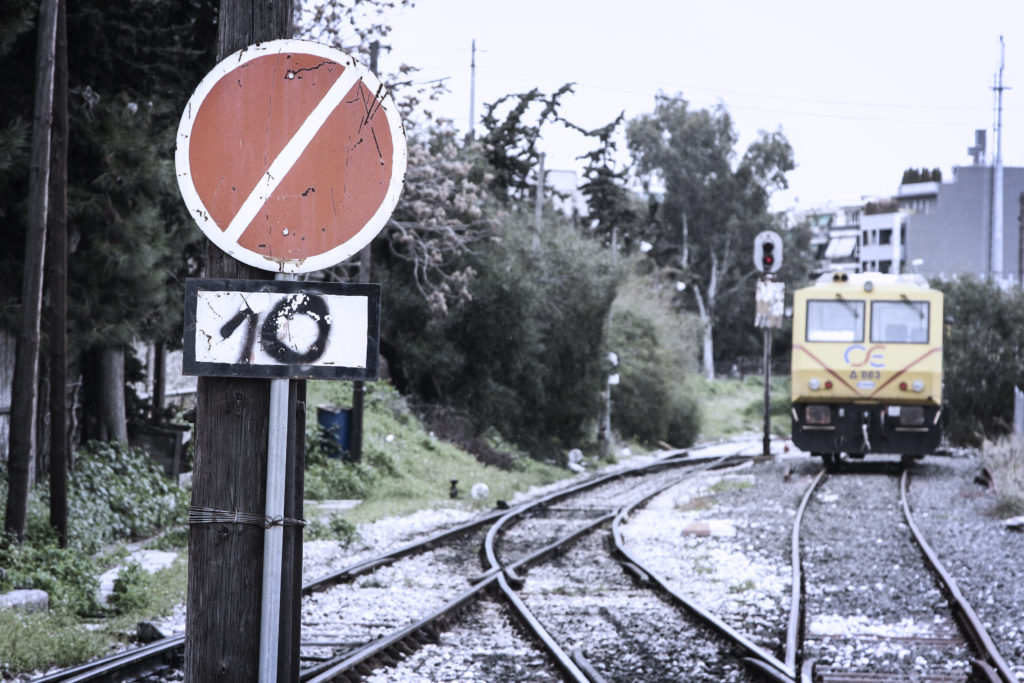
(533, 152), (545, 249)
(184, 1), (298, 681)
(47, 0), (69, 547)
(349, 40), (381, 464)
(4, 0), (59, 542)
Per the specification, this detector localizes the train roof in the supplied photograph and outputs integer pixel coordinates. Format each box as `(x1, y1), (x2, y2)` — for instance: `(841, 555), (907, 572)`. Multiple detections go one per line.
(811, 271), (931, 289)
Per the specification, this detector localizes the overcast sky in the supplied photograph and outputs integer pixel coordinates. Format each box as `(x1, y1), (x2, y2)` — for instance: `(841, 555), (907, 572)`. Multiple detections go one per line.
(369, 0), (1024, 212)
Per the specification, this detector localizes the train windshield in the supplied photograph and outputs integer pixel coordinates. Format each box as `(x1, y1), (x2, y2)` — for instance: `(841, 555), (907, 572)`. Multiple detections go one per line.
(871, 300), (930, 343)
(805, 299), (864, 342)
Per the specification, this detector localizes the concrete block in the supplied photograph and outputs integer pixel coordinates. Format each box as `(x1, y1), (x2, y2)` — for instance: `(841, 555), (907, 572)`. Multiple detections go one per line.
(0, 589), (49, 614)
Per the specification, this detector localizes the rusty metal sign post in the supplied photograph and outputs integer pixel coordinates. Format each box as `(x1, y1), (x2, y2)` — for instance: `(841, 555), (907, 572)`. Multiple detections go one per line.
(176, 39), (405, 682)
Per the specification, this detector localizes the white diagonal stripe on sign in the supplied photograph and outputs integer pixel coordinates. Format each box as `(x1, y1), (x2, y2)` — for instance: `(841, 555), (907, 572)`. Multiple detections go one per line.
(223, 65), (361, 243)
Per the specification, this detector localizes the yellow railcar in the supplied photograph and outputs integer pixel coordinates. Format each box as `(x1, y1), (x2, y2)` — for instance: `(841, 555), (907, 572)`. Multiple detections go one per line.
(790, 272), (943, 468)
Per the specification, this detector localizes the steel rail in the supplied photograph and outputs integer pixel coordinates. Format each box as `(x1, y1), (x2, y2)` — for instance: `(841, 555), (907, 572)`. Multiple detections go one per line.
(899, 469), (1016, 683)
(472, 454), (727, 682)
(480, 450), (719, 576)
(33, 510), (511, 683)
(494, 571), (590, 682)
(610, 458), (797, 683)
(302, 506), (510, 594)
(30, 448), (721, 683)
(300, 575), (495, 682)
(31, 635), (185, 683)
(786, 467), (828, 675)
(302, 449), (711, 682)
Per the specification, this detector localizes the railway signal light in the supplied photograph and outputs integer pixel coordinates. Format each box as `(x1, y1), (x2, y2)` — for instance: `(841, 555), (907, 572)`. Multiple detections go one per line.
(761, 241), (775, 270)
(753, 230), (783, 274)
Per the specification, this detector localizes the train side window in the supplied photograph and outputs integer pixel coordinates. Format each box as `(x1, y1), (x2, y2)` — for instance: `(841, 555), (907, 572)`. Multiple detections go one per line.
(806, 299), (864, 342)
(871, 300), (929, 343)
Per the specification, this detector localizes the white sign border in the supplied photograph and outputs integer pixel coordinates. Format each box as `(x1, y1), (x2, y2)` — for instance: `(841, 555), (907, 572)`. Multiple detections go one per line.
(182, 278), (382, 380)
(175, 39), (407, 274)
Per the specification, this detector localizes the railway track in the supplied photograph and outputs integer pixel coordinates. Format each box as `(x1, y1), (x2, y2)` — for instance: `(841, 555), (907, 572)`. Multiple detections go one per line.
(791, 464), (1016, 683)
(32, 446), (750, 682)
(481, 450), (766, 681)
(29, 448), (1020, 683)
(302, 447), (753, 681)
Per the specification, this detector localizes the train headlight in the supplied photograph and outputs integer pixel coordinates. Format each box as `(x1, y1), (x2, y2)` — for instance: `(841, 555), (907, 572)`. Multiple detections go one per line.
(805, 405), (831, 425)
(809, 378), (820, 390)
(912, 380), (924, 393)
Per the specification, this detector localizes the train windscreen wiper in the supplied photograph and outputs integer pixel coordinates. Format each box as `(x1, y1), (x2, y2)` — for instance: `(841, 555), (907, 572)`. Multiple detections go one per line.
(900, 294), (926, 318)
(834, 293), (860, 319)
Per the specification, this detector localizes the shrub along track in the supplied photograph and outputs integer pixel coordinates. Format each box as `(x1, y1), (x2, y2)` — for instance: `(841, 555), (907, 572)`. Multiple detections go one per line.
(791, 463), (1016, 683)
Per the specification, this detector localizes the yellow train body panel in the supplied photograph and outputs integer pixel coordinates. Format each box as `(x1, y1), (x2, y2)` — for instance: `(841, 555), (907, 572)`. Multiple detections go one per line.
(790, 272), (944, 458)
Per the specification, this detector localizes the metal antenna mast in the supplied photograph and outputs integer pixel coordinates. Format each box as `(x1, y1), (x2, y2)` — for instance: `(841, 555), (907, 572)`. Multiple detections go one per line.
(991, 36), (1007, 278)
(468, 39), (476, 140)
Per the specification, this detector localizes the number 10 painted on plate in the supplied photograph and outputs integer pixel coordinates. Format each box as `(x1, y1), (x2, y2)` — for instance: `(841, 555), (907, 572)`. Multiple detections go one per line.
(183, 278), (380, 380)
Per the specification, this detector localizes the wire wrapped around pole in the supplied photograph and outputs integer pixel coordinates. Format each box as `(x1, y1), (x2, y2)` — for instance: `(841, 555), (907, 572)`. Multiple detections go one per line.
(188, 506), (307, 529)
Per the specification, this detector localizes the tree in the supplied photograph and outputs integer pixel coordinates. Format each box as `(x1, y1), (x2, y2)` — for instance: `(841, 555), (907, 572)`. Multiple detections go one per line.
(478, 84), (577, 202)
(577, 113), (645, 253)
(65, 0), (215, 440)
(626, 93), (794, 378)
(0, 0), (217, 539)
(373, 118), (495, 314)
(935, 277), (1024, 445)
(380, 209), (620, 458)
(296, 0), (413, 63)
(297, 1), (491, 315)
(4, 0), (59, 543)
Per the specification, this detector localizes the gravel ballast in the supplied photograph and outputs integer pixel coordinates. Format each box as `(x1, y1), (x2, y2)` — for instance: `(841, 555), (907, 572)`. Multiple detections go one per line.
(15, 441), (1023, 682)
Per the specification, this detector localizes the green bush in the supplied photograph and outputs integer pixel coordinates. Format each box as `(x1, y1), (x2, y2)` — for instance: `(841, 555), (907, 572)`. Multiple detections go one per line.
(0, 539), (101, 616)
(608, 269), (702, 447)
(981, 435), (1024, 518)
(108, 561), (154, 615)
(305, 516), (360, 546)
(667, 386), (701, 447)
(380, 210), (620, 458)
(609, 309), (673, 443)
(934, 277), (1024, 445)
(0, 440), (189, 615)
(67, 441), (189, 552)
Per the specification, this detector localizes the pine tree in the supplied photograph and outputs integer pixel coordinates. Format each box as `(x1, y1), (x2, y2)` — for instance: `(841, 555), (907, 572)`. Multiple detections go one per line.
(0, 0), (217, 453)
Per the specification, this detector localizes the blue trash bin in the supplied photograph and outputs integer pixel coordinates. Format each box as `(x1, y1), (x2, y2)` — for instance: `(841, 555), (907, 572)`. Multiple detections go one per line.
(317, 405), (352, 459)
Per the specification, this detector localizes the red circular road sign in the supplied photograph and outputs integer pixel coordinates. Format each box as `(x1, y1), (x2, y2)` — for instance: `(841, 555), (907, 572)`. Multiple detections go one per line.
(175, 40), (407, 273)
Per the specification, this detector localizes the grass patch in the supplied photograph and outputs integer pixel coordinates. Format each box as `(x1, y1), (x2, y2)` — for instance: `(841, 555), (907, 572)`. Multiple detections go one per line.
(677, 495), (716, 512)
(693, 558), (714, 575)
(981, 436), (1024, 518)
(305, 516), (360, 546)
(0, 610), (109, 673)
(693, 375), (790, 440)
(304, 380), (571, 525)
(709, 477), (754, 494)
(105, 556), (187, 628)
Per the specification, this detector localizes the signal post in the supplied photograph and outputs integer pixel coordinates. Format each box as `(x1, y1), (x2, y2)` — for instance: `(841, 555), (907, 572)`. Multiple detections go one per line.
(754, 231), (784, 457)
